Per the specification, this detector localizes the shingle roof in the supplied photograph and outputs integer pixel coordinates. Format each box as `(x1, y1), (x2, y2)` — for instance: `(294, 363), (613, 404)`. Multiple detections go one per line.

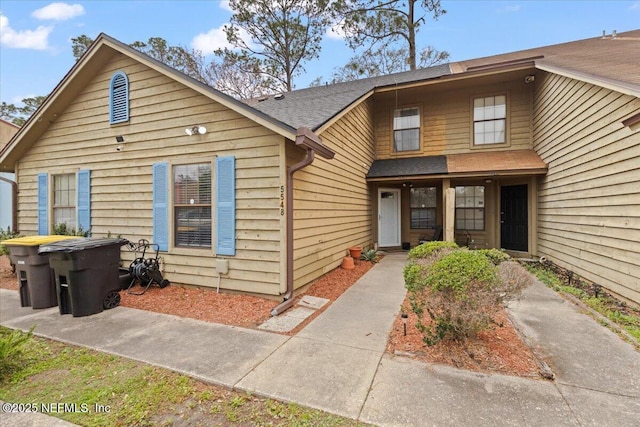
(367, 156), (448, 178)
(367, 150), (546, 179)
(249, 64), (452, 131)
(455, 29), (640, 92)
(252, 30), (639, 132)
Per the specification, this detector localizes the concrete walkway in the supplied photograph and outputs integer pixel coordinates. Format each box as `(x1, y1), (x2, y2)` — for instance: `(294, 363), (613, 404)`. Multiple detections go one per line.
(1, 253), (639, 426)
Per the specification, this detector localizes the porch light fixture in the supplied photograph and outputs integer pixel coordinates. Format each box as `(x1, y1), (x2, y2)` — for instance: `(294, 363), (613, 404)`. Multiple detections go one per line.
(524, 75), (535, 84)
(185, 125), (207, 136)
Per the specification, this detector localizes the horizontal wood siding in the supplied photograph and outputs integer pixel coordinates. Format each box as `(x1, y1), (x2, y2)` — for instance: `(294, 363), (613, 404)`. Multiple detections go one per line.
(16, 55), (283, 295)
(533, 71), (640, 304)
(290, 99), (376, 289)
(375, 78), (533, 158)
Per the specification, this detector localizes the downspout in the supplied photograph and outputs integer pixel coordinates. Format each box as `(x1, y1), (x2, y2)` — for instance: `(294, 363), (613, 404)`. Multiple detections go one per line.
(0, 175), (18, 233)
(271, 127), (335, 316)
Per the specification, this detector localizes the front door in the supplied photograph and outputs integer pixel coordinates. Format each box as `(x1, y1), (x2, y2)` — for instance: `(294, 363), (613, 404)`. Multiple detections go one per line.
(501, 185), (528, 251)
(378, 188), (401, 247)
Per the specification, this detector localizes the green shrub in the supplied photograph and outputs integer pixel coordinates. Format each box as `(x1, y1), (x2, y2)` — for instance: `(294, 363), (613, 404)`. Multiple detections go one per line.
(53, 223), (90, 237)
(0, 226), (21, 256)
(0, 326), (34, 380)
(476, 248), (510, 265)
(425, 250), (499, 296)
(408, 250), (503, 346)
(408, 241), (458, 259)
(360, 248), (379, 263)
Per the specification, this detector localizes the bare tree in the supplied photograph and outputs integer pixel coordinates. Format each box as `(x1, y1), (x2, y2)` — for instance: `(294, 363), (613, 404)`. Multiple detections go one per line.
(335, 0), (446, 70)
(219, 0), (334, 92)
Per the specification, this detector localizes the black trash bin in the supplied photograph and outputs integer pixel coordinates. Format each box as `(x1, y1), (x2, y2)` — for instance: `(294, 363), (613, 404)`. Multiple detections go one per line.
(38, 238), (129, 317)
(1, 235), (78, 309)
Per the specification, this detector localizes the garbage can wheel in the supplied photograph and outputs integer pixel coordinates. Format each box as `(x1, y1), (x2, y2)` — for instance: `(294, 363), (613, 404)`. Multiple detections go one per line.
(103, 290), (121, 309)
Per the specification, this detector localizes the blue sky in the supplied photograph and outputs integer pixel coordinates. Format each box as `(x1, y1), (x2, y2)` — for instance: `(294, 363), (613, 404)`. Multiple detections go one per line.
(1, 1), (638, 105)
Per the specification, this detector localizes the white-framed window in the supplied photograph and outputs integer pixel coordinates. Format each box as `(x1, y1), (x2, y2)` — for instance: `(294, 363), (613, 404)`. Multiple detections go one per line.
(174, 163), (212, 248)
(455, 186), (485, 231)
(410, 187), (437, 229)
(53, 174), (76, 230)
(394, 107), (420, 152)
(473, 95), (506, 145)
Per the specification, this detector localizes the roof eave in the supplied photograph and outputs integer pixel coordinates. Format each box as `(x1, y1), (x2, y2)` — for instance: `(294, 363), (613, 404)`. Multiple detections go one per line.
(535, 62), (640, 98)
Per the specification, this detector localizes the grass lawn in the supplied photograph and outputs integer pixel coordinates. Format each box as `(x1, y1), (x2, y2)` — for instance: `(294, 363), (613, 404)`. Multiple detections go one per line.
(1, 326), (369, 426)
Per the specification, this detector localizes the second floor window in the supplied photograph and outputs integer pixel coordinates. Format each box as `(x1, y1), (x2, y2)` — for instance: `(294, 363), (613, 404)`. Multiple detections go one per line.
(394, 107), (420, 151)
(473, 95), (506, 145)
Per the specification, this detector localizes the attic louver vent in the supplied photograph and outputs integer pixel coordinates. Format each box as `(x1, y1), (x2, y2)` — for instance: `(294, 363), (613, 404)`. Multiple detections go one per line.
(109, 71), (129, 124)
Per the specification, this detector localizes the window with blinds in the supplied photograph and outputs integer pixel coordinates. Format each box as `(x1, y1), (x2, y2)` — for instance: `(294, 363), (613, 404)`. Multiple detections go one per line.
(174, 163), (212, 248)
(410, 187), (437, 229)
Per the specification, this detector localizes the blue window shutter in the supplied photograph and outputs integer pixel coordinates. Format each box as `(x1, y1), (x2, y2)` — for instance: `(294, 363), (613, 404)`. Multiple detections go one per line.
(153, 162), (169, 251)
(37, 173), (48, 235)
(216, 156), (236, 255)
(77, 170), (91, 235)
(109, 71), (129, 124)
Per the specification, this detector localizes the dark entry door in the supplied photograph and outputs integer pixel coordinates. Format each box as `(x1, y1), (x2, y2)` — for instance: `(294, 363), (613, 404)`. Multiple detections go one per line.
(501, 185), (528, 251)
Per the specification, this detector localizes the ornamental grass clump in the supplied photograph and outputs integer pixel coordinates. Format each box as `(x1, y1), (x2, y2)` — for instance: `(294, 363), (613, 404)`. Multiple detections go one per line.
(404, 247), (533, 346)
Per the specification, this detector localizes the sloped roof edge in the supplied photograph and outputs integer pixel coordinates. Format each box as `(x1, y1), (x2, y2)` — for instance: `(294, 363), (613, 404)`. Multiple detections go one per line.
(0, 33), (298, 171)
(534, 62), (640, 98)
(96, 34), (298, 138)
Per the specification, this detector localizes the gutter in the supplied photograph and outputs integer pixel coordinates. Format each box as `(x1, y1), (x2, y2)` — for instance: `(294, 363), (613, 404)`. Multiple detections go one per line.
(0, 175), (18, 232)
(271, 127), (335, 316)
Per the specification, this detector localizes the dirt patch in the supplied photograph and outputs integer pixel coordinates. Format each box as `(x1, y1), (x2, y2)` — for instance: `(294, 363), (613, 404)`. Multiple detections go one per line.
(0, 254), (540, 378)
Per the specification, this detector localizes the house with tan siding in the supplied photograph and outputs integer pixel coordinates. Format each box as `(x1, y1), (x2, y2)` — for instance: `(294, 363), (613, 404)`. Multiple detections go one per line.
(1, 30), (638, 310)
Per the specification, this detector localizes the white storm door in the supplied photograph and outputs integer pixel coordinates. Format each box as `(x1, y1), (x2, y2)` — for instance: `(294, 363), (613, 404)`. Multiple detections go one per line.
(378, 188), (401, 247)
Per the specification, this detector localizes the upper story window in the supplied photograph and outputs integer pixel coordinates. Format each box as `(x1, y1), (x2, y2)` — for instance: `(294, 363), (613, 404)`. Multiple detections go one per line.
(473, 95), (506, 145)
(109, 71), (129, 124)
(394, 107), (420, 152)
(174, 163), (212, 248)
(410, 187), (437, 229)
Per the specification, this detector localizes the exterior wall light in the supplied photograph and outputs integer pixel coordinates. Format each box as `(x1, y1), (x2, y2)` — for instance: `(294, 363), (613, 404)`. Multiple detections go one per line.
(185, 126), (207, 136)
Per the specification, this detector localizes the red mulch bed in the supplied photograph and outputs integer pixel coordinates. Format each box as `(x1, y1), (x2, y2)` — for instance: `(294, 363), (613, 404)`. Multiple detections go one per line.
(0, 254), (541, 377)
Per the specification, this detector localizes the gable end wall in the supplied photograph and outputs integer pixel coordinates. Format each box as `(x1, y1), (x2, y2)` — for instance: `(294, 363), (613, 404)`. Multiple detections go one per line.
(533, 71), (640, 305)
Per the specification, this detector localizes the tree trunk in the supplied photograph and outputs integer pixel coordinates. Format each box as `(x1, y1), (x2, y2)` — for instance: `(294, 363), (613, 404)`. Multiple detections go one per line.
(408, 0), (417, 70)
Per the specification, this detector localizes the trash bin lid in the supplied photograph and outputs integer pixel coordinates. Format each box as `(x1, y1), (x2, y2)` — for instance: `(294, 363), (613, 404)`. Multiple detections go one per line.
(38, 237), (130, 254)
(1, 235), (79, 247)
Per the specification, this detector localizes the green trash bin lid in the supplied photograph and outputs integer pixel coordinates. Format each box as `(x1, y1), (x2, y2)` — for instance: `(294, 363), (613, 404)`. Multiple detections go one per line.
(1, 235), (78, 247)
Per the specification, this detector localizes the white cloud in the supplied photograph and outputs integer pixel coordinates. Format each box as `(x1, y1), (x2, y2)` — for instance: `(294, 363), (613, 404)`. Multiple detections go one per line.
(192, 26), (232, 54)
(0, 14), (53, 50)
(631, 1), (640, 10)
(32, 2), (85, 21)
(219, 0), (233, 12)
(191, 25), (254, 54)
(326, 21), (347, 40)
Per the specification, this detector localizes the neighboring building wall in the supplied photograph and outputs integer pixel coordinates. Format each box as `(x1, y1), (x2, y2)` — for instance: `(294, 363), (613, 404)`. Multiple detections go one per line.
(0, 120), (19, 231)
(15, 55), (284, 295)
(533, 71), (640, 305)
(290, 99), (376, 289)
(0, 172), (14, 230)
(374, 77), (534, 158)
